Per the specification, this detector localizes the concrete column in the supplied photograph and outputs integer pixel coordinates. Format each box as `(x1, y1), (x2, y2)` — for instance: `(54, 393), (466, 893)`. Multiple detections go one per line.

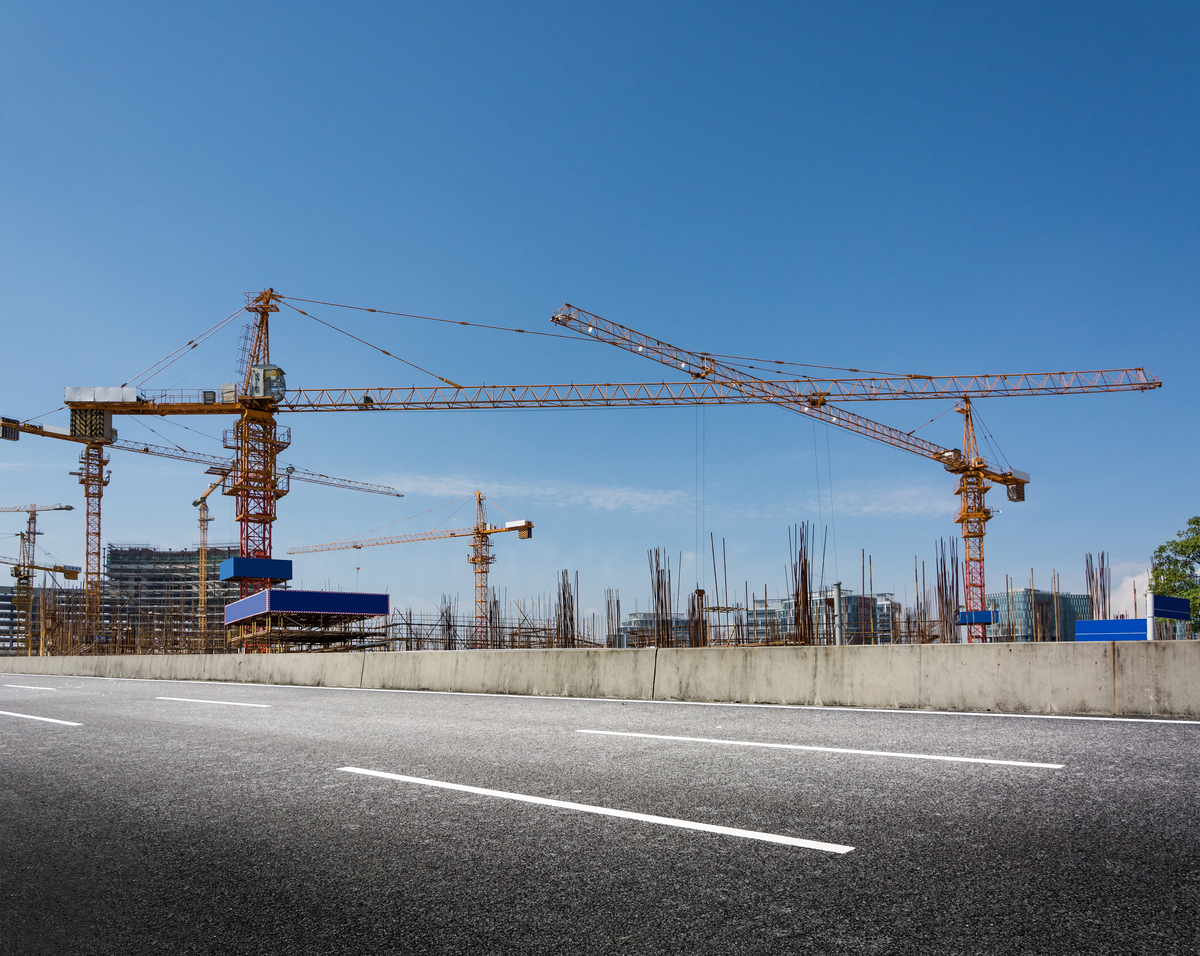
(833, 582), (844, 646)
(1147, 591), (1155, 641)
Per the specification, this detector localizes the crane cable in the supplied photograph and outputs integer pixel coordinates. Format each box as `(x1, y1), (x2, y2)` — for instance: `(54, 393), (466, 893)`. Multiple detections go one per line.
(279, 295), (589, 342)
(281, 294), (912, 377)
(971, 404), (1013, 473)
(122, 307), (245, 389)
(906, 403), (957, 436)
(279, 301), (466, 389)
(322, 495), (477, 547)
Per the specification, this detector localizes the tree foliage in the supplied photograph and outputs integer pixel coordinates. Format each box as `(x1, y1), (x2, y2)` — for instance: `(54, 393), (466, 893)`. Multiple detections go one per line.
(1149, 516), (1200, 625)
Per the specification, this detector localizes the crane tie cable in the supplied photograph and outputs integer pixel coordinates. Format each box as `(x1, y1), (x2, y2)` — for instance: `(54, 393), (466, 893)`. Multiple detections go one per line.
(280, 301), (466, 389)
(281, 294), (917, 374)
(279, 295), (590, 342)
(122, 308), (245, 389)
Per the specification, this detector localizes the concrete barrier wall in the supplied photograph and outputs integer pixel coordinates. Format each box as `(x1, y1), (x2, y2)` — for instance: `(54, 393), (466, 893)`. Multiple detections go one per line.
(360, 647), (657, 699)
(1, 642), (1197, 716)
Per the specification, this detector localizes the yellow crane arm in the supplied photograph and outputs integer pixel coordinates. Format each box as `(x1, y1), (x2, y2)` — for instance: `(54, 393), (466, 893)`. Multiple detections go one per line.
(549, 305), (1159, 400)
(1, 421), (402, 498)
(47, 365), (1160, 419)
(288, 520), (533, 555)
(549, 304), (1036, 484)
(0, 555), (80, 580)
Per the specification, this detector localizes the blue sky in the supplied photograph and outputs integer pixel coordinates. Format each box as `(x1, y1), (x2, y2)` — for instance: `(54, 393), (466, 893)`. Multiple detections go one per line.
(2, 2), (1196, 619)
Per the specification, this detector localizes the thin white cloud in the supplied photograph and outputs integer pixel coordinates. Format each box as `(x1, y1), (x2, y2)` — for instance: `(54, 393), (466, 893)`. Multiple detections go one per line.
(822, 481), (958, 519)
(387, 472), (689, 514)
(1110, 562), (1151, 619)
(0, 462), (57, 472)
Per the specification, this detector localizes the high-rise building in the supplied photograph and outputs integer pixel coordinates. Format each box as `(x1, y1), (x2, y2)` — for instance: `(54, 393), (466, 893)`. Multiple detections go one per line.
(985, 588), (1092, 641)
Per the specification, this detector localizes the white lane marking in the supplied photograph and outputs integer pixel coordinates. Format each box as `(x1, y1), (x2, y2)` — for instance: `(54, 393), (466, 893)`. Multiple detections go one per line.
(577, 729), (1064, 769)
(0, 709), (81, 726)
(4, 684), (56, 691)
(14, 674), (1200, 726)
(340, 766), (853, 853)
(155, 697), (270, 708)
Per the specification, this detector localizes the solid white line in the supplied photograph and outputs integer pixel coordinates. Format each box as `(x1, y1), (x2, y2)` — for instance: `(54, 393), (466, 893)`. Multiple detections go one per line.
(577, 729), (1064, 769)
(155, 697), (270, 708)
(340, 766), (854, 853)
(10, 673), (1200, 725)
(0, 709), (81, 726)
(4, 684), (56, 691)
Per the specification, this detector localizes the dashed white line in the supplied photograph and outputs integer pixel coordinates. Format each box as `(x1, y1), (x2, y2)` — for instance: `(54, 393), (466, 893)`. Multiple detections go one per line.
(339, 766), (854, 853)
(4, 684), (56, 691)
(155, 697), (270, 708)
(0, 709), (81, 726)
(578, 729), (1064, 769)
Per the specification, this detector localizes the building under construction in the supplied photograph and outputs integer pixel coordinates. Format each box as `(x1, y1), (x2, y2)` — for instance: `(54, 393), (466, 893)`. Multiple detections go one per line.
(0, 586), (23, 653)
(0, 543), (240, 655)
(105, 542), (239, 636)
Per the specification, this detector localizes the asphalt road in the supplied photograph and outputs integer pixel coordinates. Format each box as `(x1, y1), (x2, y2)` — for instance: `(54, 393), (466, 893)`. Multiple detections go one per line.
(2, 675), (1198, 955)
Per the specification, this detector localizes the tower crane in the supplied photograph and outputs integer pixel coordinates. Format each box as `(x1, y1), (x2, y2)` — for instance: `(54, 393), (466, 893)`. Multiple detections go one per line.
(193, 475), (225, 648)
(1, 503), (75, 653)
(289, 491), (533, 646)
(550, 303), (1160, 641)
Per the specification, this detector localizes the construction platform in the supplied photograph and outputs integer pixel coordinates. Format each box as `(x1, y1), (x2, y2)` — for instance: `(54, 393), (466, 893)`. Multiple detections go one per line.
(224, 589), (390, 647)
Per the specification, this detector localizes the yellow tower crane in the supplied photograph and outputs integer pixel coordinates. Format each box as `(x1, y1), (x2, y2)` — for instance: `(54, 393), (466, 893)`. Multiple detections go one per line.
(288, 491), (534, 647)
(0, 503), (75, 653)
(550, 303), (1159, 641)
(192, 475), (226, 650)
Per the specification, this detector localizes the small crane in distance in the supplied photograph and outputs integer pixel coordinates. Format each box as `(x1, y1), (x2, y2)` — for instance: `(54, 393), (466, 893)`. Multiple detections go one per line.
(289, 491), (534, 647)
(0, 503), (76, 653)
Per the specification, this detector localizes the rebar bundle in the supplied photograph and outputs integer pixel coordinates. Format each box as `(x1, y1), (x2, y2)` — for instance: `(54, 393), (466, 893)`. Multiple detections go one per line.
(1085, 552), (1111, 622)
(786, 523), (814, 645)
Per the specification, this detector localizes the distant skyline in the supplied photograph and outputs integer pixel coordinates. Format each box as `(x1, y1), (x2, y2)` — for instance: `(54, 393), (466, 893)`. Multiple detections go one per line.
(2, 2), (1196, 618)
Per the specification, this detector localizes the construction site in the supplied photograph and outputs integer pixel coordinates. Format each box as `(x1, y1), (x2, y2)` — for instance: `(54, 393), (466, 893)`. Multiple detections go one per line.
(0, 289), (1186, 657)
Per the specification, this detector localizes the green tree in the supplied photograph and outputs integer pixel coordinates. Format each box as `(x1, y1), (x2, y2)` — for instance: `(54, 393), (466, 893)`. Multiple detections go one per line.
(1149, 516), (1200, 627)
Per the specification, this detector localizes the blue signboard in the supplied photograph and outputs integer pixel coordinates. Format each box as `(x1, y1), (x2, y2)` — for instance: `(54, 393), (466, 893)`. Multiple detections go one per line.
(225, 588), (390, 625)
(1075, 620), (1146, 641)
(958, 610), (998, 625)
(1149, 594), (1191, 622)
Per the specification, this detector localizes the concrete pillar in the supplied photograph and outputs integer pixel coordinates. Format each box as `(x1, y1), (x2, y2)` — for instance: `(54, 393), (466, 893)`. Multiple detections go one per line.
(833, 582), (844, 646)
(1147, 590), (1155, 641)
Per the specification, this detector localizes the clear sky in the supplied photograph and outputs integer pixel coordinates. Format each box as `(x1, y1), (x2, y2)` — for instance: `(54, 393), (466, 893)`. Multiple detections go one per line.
(2, 2), (1196, 620)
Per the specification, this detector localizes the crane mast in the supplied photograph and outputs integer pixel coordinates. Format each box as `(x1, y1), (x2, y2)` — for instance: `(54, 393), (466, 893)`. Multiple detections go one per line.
(193, 476), (224, 650)
(230, 289), (287, 597)
(469, 492), (495, 648)
(955, 399), (992, 641)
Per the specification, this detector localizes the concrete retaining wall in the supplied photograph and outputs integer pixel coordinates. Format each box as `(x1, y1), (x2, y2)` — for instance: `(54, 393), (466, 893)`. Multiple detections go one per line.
(2, 642), (1197, 717)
